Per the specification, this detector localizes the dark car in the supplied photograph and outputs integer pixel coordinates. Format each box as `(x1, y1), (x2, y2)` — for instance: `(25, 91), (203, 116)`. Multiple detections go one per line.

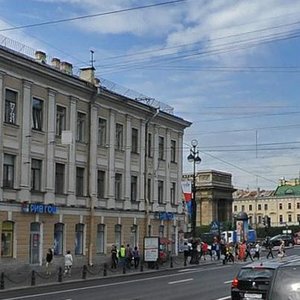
(269, 234), (294, 247)
(231, 261), (281, 300)
(268, 261), (300, 299)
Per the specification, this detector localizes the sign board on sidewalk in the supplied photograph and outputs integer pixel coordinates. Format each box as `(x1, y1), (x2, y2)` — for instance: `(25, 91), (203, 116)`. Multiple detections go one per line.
(144, 237), (159, 262)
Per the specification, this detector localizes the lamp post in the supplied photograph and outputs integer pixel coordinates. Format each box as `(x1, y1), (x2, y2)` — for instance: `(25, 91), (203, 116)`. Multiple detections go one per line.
(187, 139), (201, 239)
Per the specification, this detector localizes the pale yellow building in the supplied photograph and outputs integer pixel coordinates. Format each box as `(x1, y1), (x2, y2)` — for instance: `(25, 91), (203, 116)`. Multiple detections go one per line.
(233, 178), (300, 228)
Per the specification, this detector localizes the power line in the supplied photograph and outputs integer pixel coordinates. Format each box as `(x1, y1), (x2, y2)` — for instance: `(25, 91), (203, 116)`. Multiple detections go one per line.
(0, 0), (188, 32)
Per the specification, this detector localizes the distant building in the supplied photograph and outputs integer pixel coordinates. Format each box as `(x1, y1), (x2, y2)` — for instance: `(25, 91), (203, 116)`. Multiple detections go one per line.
(233, 178), (300, 228)
(183, 170), (235, 227)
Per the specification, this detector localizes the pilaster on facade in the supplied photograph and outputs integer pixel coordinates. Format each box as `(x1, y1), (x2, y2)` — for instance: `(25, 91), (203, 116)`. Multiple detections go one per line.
(45, 88), (56, 204)
(165, 129), (171, 210)
(139, 119), (146, 211)
(177, 133), (183, 213)
(19, 80), (32, 197)
(67, 96), (77, 206)
(107, 109), (116, 209)
(153, 125), (159, 204)
(124, 115), (132, 210)
(0, 72), (5, 200)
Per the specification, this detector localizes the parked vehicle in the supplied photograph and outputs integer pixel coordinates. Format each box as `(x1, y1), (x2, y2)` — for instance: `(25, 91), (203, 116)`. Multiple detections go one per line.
(232, 259), (300, 299)
(264, 234), (294, 247)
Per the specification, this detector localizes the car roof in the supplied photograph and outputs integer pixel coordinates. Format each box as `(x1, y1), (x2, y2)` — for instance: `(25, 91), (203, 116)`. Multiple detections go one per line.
(241, 258), (300, 270)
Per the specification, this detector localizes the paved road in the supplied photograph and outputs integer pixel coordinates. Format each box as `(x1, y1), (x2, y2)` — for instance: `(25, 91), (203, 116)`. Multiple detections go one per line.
(0, 246), (299, 300)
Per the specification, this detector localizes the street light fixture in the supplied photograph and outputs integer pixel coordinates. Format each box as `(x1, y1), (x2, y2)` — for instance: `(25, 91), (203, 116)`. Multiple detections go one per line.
(187, 139), (201, 239)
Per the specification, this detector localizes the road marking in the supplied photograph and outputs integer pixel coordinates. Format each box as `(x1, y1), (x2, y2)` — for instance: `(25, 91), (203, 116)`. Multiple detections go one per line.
(178, 269), (194, 272)
(1, 265), (229, 300)
(168, 278), (194, 284)
(215, 296), (230, 300)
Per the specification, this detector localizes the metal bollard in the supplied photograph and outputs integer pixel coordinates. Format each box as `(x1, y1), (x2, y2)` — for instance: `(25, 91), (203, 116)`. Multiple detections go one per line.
(184, 258), (187, 266)
(31, 270), (36, 286)
(103, 263), (107, 276)
(170, 256), (173, 268)
(140, 262), (143, 272)
(58, 267), (63, 282)
(156, 261), (159, 270)
(0, 272), (4, 290)
(82, 265), (87, 280)
(123, 265), (126, 274)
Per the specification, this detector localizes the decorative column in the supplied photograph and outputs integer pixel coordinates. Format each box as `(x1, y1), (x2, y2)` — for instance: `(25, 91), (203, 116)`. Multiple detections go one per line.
(0, 72), (5, 201)
(139, 120), (146, 211)
(124, 115), (131, 210)
(177, 133), (183, 213)
(165, 129), (171, 211)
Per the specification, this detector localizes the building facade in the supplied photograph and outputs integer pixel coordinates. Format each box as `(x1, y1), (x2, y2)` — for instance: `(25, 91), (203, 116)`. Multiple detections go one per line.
(0, 45), (191, 268)
(183, 170), (235, 227)
(233, 178), (300, 228)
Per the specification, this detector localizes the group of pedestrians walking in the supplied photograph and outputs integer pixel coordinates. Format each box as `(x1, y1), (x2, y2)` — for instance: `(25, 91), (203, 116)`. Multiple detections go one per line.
(111, 244), (140, 269)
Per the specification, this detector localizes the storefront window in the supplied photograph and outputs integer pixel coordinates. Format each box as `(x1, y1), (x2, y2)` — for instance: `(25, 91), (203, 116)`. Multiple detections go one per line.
(114, 224), (122, 249)
(96, 224), (105, 254)
(54, 223), (64, 255)
(30, 222), (41, 264)
(1, 221), (14, 257)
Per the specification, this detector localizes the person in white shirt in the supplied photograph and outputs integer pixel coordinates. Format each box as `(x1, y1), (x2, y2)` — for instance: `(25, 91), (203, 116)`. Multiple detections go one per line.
(64, 250), (73, 276)
(253, 242), (261, 260)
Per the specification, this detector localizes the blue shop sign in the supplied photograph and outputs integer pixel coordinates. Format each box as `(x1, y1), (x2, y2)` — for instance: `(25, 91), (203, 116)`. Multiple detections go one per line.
(154, 212), (174, 220)
(21, 203), (58, 214)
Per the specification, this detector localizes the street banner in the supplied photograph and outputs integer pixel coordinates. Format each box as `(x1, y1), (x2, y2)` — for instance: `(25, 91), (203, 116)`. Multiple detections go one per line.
(181, 181), (192, 216)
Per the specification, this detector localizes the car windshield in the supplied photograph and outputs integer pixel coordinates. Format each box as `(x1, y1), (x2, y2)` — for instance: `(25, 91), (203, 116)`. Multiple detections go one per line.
(270, 266), (300, 300)
(238, 268), (274, 280)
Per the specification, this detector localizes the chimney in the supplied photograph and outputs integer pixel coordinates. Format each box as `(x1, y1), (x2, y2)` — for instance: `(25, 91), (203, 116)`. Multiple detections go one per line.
(60, 61), (73, 75)
(51, 57), (61, 70)
(35, 50), (47, 64)
(80, 66), (95, 84)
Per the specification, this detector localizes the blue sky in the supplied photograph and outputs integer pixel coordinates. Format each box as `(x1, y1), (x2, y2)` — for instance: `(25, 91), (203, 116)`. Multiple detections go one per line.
(1, 0), (300, 191)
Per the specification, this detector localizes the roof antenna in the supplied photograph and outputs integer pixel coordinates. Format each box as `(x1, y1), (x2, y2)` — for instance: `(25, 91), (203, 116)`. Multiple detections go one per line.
(90, 49), (95, 69)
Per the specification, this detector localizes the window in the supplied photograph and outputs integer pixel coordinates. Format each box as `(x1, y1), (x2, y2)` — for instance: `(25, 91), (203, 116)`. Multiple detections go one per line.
(171, 140), (176, 162)
(147, 178), (152, 203)
(170, 182), (176, 205)
(131, 176), (138, 201)
(32, 98), (43, 130)
(3, 154), (15, 188)
(297, 203), (300, 209)
(76, 167), (84, 196)
(258, 216), (262, 224)
(98, 118), (107, 146)
(158, 136), (164, 160)
(56, 106), (66, 136)
(115, 123), (123, 150)
(76, 112), (86, 142)
(115, 173), (122, 200)
(31, 159), (42, 191)
(249, 204), (252, 211)
(158, 180), (164, 204)
(96, 224), (105, 254)
(241, 205), (245, 212)
(279, 215), (283, 223)
(288, 203), (292, 210)
(258, 204), (261, 211)
(297, 214), (300, 222)
(288, 214), (292, 222)
(114, 224), (122, 249)
(54, 223), (64, 255)
(147, 133), (152, 157)
(97, 170), (105, 199)
(55, 163), (65, 194)
(264, 204), (268, 211)
(132, 128), (138, 153)
(279, 203), (283, 210)
(1, 221), (14, 257)
(75, 223), (84, 255)
(159, 225), (164, 238)
(130, 224), (138, 247)
(234, 205), (237, 212)
(4, 89), (17, 124)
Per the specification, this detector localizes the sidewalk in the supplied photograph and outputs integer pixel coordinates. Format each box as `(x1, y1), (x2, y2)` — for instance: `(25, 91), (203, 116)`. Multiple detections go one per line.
(0, 255), (220, 291)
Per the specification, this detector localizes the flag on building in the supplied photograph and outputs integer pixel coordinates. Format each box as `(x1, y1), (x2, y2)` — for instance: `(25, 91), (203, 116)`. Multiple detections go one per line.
(181, 181), (192, 216)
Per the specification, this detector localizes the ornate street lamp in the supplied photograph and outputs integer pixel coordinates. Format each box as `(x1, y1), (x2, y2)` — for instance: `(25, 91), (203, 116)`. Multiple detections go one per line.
(187, 139), (201, 239)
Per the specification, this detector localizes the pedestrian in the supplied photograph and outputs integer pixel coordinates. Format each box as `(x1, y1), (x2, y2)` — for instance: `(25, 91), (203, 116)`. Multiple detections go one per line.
(244, 242), (254, 262)
(199, 241), (208, 260)
(45, 248), (53, 275)
(125, 244), (133, 268)
(266, 238), (274, 259)
(111, 244), (118, 269)
(253, 242), (261, 260)
(278, 240), (285, 260)
(183, 242), (190, 264)
(132, 246), (140, 269)
(64, 250), (73, 276)
(119, 244), (126, 267)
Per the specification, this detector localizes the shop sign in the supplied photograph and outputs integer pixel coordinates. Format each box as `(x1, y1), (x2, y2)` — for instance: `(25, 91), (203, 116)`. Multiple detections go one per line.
(154, 212), (174, 220)
(21, 203), (58, 214)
